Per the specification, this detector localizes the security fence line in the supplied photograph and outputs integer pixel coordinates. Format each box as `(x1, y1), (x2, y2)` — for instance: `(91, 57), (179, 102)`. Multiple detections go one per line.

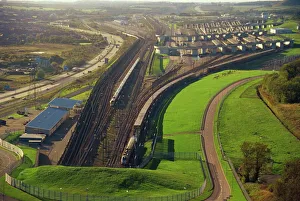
(5, 173), (207, 201)
(0, 138), (24, 176)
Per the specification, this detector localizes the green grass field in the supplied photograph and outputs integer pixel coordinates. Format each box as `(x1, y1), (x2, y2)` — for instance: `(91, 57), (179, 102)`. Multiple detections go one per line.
(151, 54), (170, 76)
(218, 79), (300, 174)
(16, 166), (200, 197)
(157, 70), (271, 200)
(163, 70), (269, 135)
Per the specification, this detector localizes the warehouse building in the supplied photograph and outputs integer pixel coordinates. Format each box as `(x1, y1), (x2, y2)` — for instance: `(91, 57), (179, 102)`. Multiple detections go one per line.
(48, 98), (82, 111)
(270, 28), (292, 34)
(25, 107), (69, 136)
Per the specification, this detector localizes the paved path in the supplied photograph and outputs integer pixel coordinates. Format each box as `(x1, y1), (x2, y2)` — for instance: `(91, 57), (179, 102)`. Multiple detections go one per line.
(202, 77), (259, 201)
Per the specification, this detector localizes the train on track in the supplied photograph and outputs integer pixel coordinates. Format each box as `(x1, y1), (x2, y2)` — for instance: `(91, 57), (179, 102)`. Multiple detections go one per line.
(121, 135), (137, 165)
(110, 57), (140, 106)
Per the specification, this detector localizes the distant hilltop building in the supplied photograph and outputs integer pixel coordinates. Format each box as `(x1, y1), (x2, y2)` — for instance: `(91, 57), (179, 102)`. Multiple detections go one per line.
(261, 12), (269, 20)
(270, 28), (292, 34)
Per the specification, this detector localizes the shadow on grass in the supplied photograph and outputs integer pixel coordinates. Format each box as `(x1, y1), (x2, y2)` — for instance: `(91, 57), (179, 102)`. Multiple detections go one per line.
(147, 158), (161, 170)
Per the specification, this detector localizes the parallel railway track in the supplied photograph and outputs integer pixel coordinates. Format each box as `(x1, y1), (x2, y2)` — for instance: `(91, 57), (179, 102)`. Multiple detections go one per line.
(59, 38), (145, 166)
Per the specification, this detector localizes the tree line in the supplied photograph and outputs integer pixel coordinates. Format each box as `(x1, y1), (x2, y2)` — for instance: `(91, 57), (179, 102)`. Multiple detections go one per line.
(262, 59), (300, 103)
(239, 141), (300, 201)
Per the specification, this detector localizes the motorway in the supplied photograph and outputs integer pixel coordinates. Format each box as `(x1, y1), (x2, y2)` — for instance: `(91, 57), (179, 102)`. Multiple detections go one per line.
(202, 77), (259, 201)
(0, 28), (123, 104)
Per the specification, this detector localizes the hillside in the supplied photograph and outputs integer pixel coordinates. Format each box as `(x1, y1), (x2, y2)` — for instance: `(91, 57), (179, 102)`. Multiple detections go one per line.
(282, 0), (300, 5)
(17, 166), (202, 197)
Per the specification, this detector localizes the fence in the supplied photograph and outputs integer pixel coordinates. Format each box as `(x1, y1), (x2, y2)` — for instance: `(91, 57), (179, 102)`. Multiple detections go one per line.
(5, 173), (207, 201)
(153, 152), (201, 161)
(0, 138), (24, 176)
(262, 54), (300, 70)
(0, 138), (23, 158)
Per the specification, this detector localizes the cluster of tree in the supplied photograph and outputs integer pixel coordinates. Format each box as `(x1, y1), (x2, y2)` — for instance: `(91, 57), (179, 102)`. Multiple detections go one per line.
(273, 158), (300, 201)
(239, 141), (271, 182)
(262, 59), (300, 103)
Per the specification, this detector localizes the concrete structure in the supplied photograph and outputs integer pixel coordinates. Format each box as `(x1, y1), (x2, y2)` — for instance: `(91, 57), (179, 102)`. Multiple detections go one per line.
(297, 24), (300, 30)
(19, 133), (46, 143)
(25, 107), (69, 136)
(270, 28), (292, 34)
(49, 98), (82, 111)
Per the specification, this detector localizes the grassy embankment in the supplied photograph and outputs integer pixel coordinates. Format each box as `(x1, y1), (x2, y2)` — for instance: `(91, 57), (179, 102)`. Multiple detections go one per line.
(218, 79), (300, 173)
(155, 70), (271, 201)
(150, 54), (170, 76)
(218, 79), (300, 200)
(258, 87), (300, 139)
(17, 166), (200, 197)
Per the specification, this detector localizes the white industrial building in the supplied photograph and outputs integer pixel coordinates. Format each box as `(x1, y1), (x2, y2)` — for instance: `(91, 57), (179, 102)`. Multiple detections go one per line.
(270, 28), (292, 34)
(24, 98), (82, 136)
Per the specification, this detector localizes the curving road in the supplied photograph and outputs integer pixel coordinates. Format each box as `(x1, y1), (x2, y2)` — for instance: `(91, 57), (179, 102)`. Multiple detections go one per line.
(202, 77), (259, 201)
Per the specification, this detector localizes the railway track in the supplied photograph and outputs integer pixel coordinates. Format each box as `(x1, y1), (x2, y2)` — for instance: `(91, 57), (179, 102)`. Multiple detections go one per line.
(106, 43), (154, 167)
(59, 38), (145, 166)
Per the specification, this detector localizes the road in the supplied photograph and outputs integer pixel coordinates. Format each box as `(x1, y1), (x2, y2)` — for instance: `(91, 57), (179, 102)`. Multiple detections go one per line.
(0, 28), (123, 104)
(202, 77), (258, 201)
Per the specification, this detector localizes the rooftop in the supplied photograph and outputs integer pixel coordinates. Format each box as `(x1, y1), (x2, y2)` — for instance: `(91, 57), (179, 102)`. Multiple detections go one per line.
(26, 107), (68, 130)
(49, 98), (82, 110)
(20, 133), (46, 140)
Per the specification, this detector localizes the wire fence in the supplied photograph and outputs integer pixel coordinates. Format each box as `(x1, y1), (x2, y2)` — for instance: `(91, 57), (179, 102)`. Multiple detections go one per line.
(261, 54), (300, 70)
(6, 173), (207, 201)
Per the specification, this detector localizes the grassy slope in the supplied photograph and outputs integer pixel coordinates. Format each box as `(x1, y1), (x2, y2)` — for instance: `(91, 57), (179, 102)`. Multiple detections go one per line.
(17, 166), (198, 197)
(218, 79), (300, 174)
(163, 70), (269, 135)
(259, 88), (300, 139)
(161, 70), (270, 200)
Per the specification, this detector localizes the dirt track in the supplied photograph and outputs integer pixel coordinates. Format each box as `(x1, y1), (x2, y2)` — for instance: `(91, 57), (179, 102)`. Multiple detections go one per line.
(202, 77), (258, 201)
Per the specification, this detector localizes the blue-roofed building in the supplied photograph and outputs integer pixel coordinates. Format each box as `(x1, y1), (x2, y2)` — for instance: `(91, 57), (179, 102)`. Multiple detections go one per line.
(48, 98), (82, 111)
(25, 107), (69, 135)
